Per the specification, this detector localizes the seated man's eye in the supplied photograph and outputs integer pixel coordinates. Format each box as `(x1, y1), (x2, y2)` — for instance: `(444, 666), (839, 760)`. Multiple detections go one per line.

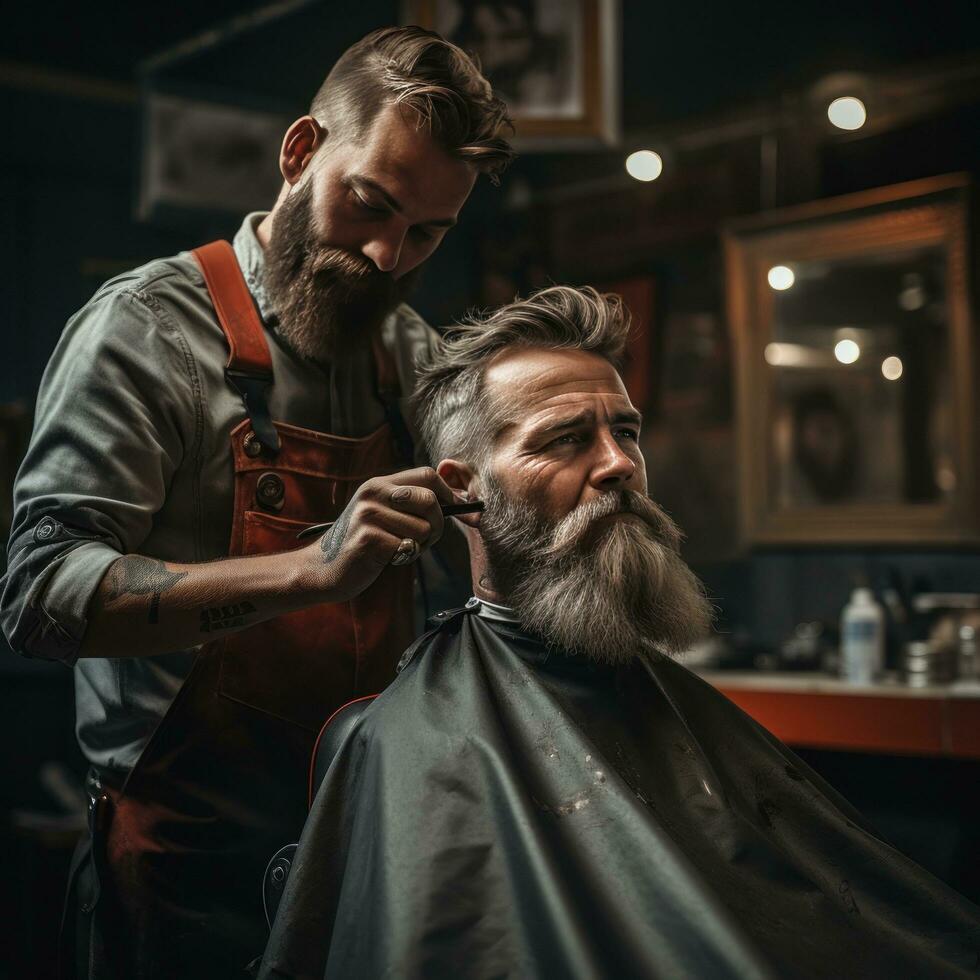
(617, 429), (639, 441)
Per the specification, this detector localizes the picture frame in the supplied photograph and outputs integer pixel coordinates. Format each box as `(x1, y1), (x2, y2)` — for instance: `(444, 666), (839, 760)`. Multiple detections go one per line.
(598, 275), (655, 412)
(138, 88), (288, 222)
(401, 0), (620, 147)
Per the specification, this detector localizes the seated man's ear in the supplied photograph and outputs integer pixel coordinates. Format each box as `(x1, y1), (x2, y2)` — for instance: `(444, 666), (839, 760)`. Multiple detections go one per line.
(436, 459), (482, 528)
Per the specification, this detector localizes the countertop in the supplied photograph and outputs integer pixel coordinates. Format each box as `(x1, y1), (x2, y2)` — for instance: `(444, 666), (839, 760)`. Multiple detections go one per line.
(695, 669), (980, 758)
(697, 669), (980, 699)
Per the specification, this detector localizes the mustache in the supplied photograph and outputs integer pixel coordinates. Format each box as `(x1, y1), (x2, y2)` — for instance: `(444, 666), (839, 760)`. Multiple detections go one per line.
(544, 490), (682, 559)
(307, 246), (376, 282)
(302, 247), (393, 301)
(305, 246), (419, 312)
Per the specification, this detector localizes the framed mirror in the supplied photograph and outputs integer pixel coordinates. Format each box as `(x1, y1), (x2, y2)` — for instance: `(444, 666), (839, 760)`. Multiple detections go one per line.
(724, 175), (977, 545)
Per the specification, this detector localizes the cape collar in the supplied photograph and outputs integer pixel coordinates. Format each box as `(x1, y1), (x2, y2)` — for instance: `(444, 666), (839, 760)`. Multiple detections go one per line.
(466, 596), (521, 624)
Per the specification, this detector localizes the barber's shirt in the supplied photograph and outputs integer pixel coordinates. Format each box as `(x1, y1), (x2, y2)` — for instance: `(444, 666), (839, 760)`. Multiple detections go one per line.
(0, 213), (438, 775)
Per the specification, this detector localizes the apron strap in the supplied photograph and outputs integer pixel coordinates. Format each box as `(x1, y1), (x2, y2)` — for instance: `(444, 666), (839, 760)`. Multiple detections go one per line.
(192, 240), (280, 455)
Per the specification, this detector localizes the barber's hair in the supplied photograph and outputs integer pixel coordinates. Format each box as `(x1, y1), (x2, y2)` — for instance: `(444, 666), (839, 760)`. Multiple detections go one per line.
(415, 286), (631, 467)
(310, 26), (514, 182)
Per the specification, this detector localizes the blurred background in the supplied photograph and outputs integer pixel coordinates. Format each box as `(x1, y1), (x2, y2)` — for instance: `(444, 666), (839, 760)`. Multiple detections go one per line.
(2, 2), (979, 975)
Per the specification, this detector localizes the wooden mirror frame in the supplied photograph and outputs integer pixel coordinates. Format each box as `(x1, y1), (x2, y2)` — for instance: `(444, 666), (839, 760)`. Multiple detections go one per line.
(724, 174), (977, 546)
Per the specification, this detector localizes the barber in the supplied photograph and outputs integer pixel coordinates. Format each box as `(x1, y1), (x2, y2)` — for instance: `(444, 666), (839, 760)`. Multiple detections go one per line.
(0, 26), (512, 979)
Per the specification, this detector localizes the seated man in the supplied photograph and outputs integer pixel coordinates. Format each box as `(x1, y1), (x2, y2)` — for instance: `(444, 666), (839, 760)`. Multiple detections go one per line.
(260, 287), (979, 980)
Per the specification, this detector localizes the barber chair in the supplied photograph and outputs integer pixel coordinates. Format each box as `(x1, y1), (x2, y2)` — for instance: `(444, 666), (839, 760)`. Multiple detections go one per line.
(262, 695), (378, 928)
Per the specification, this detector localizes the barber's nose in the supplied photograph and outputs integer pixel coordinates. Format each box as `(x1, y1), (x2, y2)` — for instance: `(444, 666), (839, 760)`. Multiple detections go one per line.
(361, 230), (405, 274)
(590, 434), (637, 489)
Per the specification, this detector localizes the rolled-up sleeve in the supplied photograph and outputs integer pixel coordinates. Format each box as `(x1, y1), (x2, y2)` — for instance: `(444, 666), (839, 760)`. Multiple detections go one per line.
(1, 284), (196, 664)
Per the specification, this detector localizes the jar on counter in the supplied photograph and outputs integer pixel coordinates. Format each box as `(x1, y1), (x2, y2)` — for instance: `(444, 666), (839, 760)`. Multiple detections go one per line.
(958, 625), (977, 682)
(903, 641), (956, 687)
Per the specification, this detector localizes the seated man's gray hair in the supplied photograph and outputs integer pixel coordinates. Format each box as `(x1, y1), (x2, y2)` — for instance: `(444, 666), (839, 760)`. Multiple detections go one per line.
(414, 285), (631, 466)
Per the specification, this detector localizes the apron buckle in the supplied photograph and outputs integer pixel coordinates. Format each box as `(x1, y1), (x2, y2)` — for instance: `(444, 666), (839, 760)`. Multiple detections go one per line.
(226, 369), (280, 455)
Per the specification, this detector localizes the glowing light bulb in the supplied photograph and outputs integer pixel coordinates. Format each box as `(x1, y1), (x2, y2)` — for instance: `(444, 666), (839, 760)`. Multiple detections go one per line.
(881, 356), (903, 381)
(834, 339), (860, 364)
(625, 150), (663, 182)
(767, 265), (795, 290)
(828, 96), (867, 131)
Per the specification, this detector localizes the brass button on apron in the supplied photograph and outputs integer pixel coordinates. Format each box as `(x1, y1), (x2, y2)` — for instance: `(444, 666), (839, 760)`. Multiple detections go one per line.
(256, 472), (285, 511)
(243, 431), (264, 458)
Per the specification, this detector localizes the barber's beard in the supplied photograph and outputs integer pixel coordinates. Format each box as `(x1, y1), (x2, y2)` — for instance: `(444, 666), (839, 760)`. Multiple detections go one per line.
(263, 181), (421, 366)
(479, 479), (714, 663)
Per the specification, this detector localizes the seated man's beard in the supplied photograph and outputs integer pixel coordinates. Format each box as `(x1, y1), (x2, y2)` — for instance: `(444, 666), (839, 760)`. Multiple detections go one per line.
(263, 181), (420, 365)
(478, 477), (714, 664)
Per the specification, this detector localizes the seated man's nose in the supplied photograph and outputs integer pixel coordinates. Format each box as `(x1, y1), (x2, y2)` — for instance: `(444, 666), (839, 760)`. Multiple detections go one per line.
(595, 448), (636, 486)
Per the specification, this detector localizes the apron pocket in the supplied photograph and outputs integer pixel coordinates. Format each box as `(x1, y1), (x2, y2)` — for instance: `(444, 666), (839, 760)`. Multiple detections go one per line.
(239, 509), (310, 556)
(216, 511), (359, 732)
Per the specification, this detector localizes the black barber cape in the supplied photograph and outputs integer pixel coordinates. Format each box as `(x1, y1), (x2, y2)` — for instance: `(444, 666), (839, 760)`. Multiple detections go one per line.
(260, 609), (980, 980)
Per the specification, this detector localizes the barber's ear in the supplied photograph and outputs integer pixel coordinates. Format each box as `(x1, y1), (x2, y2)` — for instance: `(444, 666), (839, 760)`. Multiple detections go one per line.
(280, 116), (325, 185)
(437, 459), (482, 527)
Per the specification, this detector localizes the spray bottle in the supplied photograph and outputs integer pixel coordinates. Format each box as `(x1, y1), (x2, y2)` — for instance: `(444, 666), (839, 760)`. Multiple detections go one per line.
(840, 586), (885, 684)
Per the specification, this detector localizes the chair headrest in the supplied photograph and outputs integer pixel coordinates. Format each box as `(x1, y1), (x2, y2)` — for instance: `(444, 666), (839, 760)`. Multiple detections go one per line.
(308, 695), (378, 807)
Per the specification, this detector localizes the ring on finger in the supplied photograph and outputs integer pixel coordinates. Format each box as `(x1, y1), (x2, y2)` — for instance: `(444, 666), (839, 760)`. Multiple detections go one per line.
(390, 537), (421, 566)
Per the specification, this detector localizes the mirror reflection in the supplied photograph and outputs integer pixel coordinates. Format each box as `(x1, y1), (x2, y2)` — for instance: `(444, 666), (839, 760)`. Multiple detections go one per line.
(767, 247), (953, 508)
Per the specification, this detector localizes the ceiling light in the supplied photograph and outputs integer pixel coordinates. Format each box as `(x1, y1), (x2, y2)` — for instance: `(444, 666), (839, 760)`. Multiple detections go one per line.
(828, 96), (867, 131)
(626, 150), (663, 182)
(834, 339), (860, 364)
(881, 356), (903, 381)
(767, 265), (795, 290)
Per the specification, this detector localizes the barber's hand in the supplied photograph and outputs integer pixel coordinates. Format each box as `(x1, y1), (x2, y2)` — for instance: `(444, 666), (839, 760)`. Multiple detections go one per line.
(304, 467), (454, 601)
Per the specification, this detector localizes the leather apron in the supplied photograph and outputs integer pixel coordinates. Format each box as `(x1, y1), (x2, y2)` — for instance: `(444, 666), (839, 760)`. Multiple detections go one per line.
(72, 241), (415, 979)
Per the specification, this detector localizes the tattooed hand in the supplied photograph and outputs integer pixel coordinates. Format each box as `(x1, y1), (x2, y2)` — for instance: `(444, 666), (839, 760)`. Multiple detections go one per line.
(305, 466), (454, 601)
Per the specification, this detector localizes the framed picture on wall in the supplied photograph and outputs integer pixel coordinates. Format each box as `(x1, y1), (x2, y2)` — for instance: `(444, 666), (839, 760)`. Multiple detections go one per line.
(638, 310), (739, 562)
(599, 276), (656, 413)
(401, 0), (621, 147)
(138, 89), (287, 222)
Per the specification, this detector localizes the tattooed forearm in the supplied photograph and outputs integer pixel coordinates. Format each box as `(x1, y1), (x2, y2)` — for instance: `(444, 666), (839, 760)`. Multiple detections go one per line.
(104, 557), (187, 601)
(320, 508), (353, 562)
(200, 601), (258, 634)
(103, 556), (189, 624)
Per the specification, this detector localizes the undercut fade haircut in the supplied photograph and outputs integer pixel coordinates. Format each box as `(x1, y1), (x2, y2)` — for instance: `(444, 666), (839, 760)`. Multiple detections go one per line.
(310, 26), (515, 182)
(415, 286), (631, 468)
